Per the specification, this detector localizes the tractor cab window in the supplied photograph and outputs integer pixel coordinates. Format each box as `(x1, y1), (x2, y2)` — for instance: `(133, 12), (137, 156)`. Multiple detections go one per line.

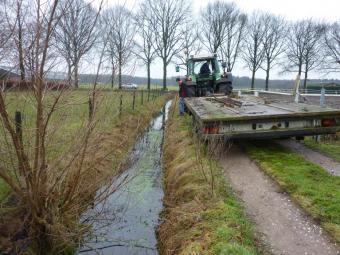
(193, 59), (215, 75)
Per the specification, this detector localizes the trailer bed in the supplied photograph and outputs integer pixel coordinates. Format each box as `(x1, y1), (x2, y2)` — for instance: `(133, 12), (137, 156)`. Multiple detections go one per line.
(184, 95), (340, 139)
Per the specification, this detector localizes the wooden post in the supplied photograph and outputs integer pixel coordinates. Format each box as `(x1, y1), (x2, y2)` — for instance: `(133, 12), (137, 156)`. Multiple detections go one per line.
(15, 111), (22, 143)
(88, 97), (93, 119)
(147, 89), (150, 102)
(141, 90), (144, 105)
(119, 94), (123, 116)
(132, 91), (136, 110)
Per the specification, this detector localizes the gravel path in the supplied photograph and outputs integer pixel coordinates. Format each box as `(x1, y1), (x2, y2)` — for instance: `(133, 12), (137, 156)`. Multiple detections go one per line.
(220, 145), (340, 255)
(276, 139), (340, 176)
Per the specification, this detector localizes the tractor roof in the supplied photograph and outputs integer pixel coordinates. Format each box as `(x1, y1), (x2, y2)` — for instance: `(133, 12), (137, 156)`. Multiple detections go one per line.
(189, 54), (217, 61)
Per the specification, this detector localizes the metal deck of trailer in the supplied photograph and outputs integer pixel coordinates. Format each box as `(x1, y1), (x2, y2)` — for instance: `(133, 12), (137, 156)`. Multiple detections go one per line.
(184, 95), (340, 139)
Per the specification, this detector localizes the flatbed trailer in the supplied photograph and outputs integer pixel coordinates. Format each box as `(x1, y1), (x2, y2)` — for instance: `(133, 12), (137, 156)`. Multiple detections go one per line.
(184, 95), (340, 139)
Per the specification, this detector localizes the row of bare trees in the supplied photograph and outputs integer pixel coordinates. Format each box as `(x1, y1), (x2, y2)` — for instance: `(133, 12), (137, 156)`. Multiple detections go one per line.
(1, 0), (340, 91)
(201, 1), (339, 90)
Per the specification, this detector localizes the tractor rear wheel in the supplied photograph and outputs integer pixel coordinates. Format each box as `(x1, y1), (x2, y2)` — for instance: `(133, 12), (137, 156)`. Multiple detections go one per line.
(218, 82), (233, 95)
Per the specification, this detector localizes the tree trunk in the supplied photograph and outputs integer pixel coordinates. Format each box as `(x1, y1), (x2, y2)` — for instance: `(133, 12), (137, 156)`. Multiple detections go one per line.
(303, 66), (308, 93)
(162, 58), (167, 90)
(147, 62), (151, 90)
(298, 62), (302, 76)
(227, 60), (231, 73)
(74, 64), (79, 88)
(251, 70), (256, 90)
(118, 59), (122, 90)
(18, 39), (25, 81)
(111, 65), (115, 89)
(67, 62), (72, 84)
(265, 61), (270, 91)
(17, 4), (25, 81)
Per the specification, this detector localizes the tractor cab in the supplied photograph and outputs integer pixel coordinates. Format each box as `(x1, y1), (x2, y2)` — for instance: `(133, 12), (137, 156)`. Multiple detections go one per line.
(176, 54), (233, 97)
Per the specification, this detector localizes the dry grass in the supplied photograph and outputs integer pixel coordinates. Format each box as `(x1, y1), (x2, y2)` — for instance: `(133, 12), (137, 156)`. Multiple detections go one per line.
(157, 101), (259, 255)
(0, 89), (170, 254)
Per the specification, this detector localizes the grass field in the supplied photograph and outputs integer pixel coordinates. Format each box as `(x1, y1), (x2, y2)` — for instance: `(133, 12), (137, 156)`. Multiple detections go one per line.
(0, 89), (166, 200)
(158, 103), (260, 255)
(244, 141), (340, 243)
(304, 136), (340, 161)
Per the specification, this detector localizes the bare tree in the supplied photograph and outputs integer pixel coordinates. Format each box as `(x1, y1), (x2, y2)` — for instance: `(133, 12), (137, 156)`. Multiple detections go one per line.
(220, 5), (247, 72)
(3, 0), (32, 80)
(200, 1), (231, 54)
(261, 14), (286, 90)
(13, 0), (26, 80)
(134, 1), (157, 90)
(284, 21), (307, 76)
(54, 0), (100, 88)
(103, 5), (135, 89)
(302, 22), (325, 90)
(284, 20), (325, 91)
(176, 21), (201, 66)
(146, 0), (190, 90)
(243, 12), (266, 89)
(324, 21), (340, 71)
(0, 1), (15, 63)
(0, 0), (123, 253)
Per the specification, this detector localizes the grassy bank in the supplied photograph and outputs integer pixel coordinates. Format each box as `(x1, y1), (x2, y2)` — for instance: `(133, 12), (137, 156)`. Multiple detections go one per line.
(244, 141), (340, 243)
(0, 89), (170, 253)
(0, 89), (167, 199)
(158, 103), (259, 255)
(304, 136), (340, 161)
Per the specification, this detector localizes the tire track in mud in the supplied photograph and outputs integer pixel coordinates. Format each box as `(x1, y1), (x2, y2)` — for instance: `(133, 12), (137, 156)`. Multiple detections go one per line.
(276, 139), (340, 176)
(219, 145), (340, 255)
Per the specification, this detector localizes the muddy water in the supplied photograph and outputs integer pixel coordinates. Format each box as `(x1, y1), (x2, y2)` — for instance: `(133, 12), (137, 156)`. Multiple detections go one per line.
(78, 101), (172, 255)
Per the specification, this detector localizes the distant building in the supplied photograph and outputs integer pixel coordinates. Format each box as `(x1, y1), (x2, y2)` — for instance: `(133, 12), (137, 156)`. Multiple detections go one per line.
(0, 68), (20, 81)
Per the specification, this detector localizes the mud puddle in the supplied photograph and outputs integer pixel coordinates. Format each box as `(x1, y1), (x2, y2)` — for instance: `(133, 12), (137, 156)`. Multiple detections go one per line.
(78, 101), (172, 255)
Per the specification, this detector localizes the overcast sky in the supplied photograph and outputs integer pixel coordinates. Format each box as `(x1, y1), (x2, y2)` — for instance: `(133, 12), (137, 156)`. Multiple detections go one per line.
(86, 0), (340, 81)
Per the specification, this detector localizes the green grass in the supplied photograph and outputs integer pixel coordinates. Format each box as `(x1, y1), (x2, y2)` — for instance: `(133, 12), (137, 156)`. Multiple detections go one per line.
(244, 141), (340, 242)
(0, 179), (9, 201)
(304, 136), (340, 161)
(0, 89), (165, 200)
(158, 104), (260, 255)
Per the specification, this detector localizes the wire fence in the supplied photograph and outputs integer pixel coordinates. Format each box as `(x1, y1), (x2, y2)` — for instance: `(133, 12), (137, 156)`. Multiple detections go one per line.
(8, 89), (167, 148)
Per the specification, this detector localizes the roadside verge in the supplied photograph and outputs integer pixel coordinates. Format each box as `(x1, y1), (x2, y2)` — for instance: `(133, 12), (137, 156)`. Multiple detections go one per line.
(158, 103), (259, 255)
(244, 141), (340, 243)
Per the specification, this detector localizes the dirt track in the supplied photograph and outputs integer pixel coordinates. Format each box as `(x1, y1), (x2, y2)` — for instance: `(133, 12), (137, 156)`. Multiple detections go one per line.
(276, 139), (340, 176)
(220, 145), (340, 255)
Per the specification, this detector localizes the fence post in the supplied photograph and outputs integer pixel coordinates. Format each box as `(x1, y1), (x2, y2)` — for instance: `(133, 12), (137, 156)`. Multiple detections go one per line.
(320, 87), (325, 108)
(147, 89), (150, 102)
(132, 91), (136, 110)
(15, 111), (22, 143)
(88, 97), (93, 119)
(119, 94), (123, 116)
(141, 90), (144, 105)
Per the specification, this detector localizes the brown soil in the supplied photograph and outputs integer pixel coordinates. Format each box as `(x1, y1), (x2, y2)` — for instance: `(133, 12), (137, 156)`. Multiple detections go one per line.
(276, 139), (340, 176)
(220, 145), (340, 255)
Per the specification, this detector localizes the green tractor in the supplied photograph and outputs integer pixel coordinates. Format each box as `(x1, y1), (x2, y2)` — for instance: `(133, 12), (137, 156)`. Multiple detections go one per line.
(176, 54), (233, 97)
